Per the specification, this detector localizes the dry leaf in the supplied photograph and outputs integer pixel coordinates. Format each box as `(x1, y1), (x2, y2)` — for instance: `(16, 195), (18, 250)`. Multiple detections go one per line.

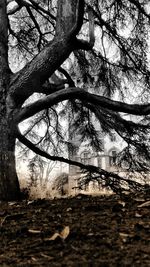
(133, 198), (145, 202)
(135, 212), (142, 218)
(40, 253), (54, 260)
(119, 232), (133, 243)
(46, 226), (70, 241)
(118, 201), (126, 207)
(48, 233), (60, 241)
(28, 229), (41, 234)
(66, 207), (72, 212)
(137, 201), (150, 208)
(119, 233), (129, 238)
(27, 200), (35, 205)
(8, 202), (17, 206)
(60, 226), (70, 240)
(31, 257), (37, 262)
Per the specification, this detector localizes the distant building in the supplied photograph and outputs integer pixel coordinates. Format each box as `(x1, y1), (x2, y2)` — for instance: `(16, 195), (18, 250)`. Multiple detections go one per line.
(68, 126), (125, 195)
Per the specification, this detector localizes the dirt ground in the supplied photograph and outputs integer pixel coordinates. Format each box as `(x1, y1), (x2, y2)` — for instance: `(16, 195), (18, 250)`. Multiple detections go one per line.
(0, 193), (150, 267)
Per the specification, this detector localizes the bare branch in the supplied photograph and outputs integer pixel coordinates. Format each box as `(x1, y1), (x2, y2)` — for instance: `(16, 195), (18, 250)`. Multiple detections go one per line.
(88, 6), (95, 48)
(25, 6), (43, 50)
(28, 0), (56, 20)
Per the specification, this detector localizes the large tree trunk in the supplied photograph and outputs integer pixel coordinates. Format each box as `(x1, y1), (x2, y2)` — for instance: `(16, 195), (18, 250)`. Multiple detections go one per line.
(0, 115), (20, 201)
(0, 0), (20, 200)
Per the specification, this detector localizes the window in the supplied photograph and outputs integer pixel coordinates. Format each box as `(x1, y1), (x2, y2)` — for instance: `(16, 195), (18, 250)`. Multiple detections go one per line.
(109, 150), (117, 166)
(97, 157), (102, 168)
(81, 151), (91, 165)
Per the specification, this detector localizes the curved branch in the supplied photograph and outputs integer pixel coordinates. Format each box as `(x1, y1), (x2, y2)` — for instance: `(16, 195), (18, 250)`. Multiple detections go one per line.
(16, 128), (145, 192)
(9, 38), (73, 106)
(8, 0), (84, 107)
(35, 81), (65, 95)
(17, 127), (87, 168)
(15, 87), (150, 123)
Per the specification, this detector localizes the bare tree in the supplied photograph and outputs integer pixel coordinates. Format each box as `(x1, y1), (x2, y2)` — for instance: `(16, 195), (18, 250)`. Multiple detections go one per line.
(0, 0), (150, 200)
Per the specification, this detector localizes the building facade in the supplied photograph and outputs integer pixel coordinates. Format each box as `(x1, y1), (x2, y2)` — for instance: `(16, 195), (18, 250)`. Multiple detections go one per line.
(68, 129), (125, 195)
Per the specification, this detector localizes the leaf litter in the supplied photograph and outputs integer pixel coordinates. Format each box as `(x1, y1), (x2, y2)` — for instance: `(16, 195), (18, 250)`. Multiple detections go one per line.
(0, 193), (150, 266)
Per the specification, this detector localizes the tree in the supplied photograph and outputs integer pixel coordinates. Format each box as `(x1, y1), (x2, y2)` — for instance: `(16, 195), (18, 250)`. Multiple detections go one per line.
(52, 173), (68, 196)
(1, 0), (150, 200)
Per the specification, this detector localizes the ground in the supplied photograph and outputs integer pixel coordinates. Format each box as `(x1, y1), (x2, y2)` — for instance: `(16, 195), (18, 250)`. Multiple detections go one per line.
(0, 193), (150, 266)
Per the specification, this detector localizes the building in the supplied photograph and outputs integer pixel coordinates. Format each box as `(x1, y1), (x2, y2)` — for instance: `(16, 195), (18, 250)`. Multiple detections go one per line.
(68, 127), (125, 195)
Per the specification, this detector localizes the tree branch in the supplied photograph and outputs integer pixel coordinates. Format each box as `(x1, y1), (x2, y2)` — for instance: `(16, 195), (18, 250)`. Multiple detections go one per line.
(16, 128), (145, 193)
(15, 87), (150, 123)
(8, 38), (73, 106)
(128, 0), (150, 21)
(17, 127), (87, 168)
(34, 82), (65, 95)
(55, 0), (84, 38)
(8, 0), (84, 107)
(28, 0), (56, 20)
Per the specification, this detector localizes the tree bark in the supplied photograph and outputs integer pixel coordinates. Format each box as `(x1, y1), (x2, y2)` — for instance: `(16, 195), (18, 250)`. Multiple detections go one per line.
(0, 0), (20, 200)
(0, 113), (20, 200)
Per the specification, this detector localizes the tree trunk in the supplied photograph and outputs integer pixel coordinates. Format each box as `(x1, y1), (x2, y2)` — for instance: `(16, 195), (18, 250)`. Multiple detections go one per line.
(0, 115), (20, 201)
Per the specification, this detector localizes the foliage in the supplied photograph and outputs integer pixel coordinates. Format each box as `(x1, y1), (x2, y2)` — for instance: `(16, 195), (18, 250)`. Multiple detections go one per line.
(52, 173), (69, 196)
(5, 0), (150, 194)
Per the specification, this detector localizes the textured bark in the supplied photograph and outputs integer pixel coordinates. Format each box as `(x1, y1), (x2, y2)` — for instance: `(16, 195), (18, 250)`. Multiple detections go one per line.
(0, 0), (85, 200)
(9, 0), (84, 108)
(55, 0), (84, 37)
(0, 0), (20, 200)
(0, 116), (20, 200)
(9, 38), (73, 107)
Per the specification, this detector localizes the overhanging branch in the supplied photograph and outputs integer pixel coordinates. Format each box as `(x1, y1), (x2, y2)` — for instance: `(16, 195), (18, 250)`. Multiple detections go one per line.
(15, 87), (150, 123)
(16, 127), (91, 168)
(16, 128), (145, 193)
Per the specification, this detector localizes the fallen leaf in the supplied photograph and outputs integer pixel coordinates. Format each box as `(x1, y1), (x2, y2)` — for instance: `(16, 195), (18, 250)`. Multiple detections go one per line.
(119, 233), (130, 238)
(133, 198), (145, 202)
(135, 212), (142, 218)
(119, 232), (133, 243)
(118, 201), (126, 207)
(66, 207), (72, 212)
(28, 229), (41, 234)
(137, 201), (150, 208)
(31, 257), (37, 262)
(46, 226), (70, 241)
(8, 202), (17, 206)
(40, 253), (54, 260)
(27, 200), (35, 205)
(48, 232), (60, 241)
(60, 226), (70, 240)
